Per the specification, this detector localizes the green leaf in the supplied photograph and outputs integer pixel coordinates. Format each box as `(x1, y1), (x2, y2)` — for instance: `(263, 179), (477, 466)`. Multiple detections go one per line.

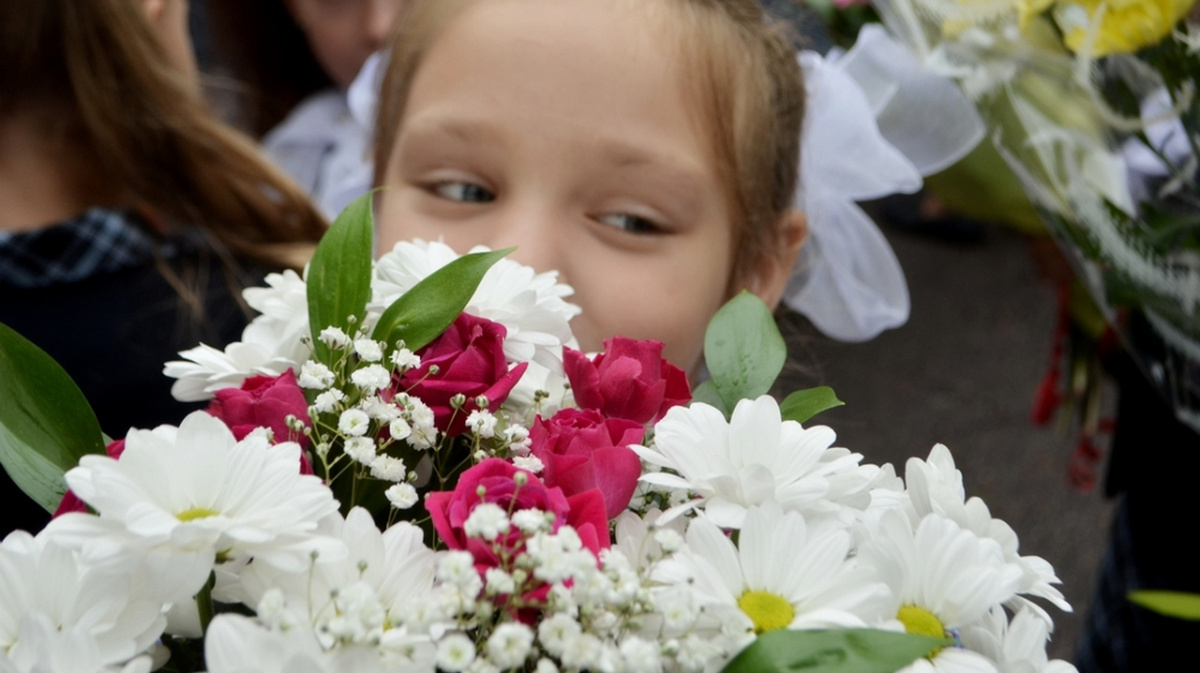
(372, 248), (513, 352)
(780, 386), (844, 424)
(721, 629), (948, 673)
(689, 380), (728, 416)
(0, 323), (106, 512)
(308, 192), (375, 363)
(1129, 590), (1200, 621)
(703, 292), (786, 411)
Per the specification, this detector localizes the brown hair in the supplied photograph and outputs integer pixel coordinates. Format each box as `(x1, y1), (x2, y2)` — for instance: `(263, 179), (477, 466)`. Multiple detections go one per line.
(205, 0), (333, 138)
(372, 0), (806, 286)
(0, 0), (327, 270)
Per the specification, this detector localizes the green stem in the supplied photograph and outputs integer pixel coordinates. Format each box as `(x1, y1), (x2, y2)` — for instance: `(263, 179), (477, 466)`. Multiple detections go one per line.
(195, 571), (215, 635)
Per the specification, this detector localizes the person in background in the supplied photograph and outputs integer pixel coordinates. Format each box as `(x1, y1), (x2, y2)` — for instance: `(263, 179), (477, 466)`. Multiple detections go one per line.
(0, 0), (327, 536)
(207, 0), (405, 218)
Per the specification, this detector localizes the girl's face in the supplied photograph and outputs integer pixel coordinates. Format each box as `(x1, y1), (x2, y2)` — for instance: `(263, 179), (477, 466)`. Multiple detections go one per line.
(376, 0), (740, 374)
(286, 0), (405, 89)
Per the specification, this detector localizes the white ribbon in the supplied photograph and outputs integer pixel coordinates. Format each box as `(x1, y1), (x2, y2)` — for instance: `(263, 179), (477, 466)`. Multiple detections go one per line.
(787, 27), (984, 342)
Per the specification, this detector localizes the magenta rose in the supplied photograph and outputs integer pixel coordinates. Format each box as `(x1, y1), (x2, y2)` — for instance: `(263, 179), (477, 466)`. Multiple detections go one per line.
(425, 458), (610, 571)
(397, 313), (527, 436)
(530, 408), (644, 520)
(53, 438), (125, 517)
(206, 369), (311, 449)
(564, 337), (691, 425)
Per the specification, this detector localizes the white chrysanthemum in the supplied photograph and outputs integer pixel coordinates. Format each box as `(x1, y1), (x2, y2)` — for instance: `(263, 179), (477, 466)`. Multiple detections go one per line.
(0, 532), (164, 673)
(44, 412), (343, 603)
(654, 504), (891, 635)
(205, 612), (435, 673)
(903, 445), (1070, 616)
(238, 508), (441, 644)
(503, 360), (575, 427)
(635, 396), (877, 528)
(858, 510), (1027, 673)
(959, 605), (1079, 673)
(164, 270), (311, 402)
(373, 240), (580, 370)
(612, 509), (687, 573)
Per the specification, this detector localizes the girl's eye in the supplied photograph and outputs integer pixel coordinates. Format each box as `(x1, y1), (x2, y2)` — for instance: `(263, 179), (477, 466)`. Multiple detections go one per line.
(597, 213), (662, 235)
(433, 182), (495, 203)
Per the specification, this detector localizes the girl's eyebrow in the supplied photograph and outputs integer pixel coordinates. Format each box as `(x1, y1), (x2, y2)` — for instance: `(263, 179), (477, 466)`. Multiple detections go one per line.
(398, 114), (709, 194)
(593, 140), (710, 192)
(398, 116), (508, 148)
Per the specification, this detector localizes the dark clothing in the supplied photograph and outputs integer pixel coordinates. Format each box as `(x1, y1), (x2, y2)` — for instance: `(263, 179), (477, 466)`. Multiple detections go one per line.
(0, 209), (265, 537)
(1076, 317), (1200, 672)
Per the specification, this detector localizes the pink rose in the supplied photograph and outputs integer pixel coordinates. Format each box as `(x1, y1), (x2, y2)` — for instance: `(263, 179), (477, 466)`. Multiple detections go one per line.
(530, 409), (644, 519)
(425, 458), (610, 571)
(207, 370), (311, 450)
(564, 337), (691, 425)
(397, 314), (527, 436)
(53, 439), (125, 517)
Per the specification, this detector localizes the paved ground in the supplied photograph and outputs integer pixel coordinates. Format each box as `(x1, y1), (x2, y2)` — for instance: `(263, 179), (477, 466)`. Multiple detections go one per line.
(776, 220), (1115, 662)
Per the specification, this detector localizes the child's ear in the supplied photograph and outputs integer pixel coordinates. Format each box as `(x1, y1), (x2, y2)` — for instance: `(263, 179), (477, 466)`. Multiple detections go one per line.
(745, 209), (807, 310)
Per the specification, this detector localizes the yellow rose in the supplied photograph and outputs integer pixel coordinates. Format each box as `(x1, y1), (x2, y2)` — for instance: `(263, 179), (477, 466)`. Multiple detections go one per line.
(1055, 0), (1195, 56)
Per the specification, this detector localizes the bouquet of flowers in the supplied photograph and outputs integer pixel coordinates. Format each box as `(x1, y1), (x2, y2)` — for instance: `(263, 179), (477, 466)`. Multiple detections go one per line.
(868, 0), (1200, 429)
(0, 197), (1076, 673)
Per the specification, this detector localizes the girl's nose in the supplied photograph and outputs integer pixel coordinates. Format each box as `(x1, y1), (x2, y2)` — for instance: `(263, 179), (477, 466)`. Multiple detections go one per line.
(492, 203), (563, 280)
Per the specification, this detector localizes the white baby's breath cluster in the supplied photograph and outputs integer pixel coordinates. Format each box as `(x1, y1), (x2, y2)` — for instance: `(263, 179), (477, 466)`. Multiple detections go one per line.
(294, 321), (539, 514)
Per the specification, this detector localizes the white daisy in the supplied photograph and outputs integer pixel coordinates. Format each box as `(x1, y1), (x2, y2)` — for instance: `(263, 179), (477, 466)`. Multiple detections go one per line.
(0, 531), (164, 673)
(44, 412), (343, 604)
(857, 510), (1027, 673)
(634, 396), (877, 528)
(164, 270), (311, 401)
(373, 240), (580, 370)
(903, 445), (1070, 616)
(959, 606), (1079, 673)
(205, 612), (432, 673)
(653, 503), (892, 635)
(237, 508), (442, 643)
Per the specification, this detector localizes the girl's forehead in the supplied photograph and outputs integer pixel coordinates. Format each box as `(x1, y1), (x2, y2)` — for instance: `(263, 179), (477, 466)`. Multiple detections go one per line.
(405, 0), (707, 144)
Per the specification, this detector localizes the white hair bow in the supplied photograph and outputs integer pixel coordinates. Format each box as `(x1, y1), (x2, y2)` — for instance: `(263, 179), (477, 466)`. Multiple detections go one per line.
(788, 25), (984, 342)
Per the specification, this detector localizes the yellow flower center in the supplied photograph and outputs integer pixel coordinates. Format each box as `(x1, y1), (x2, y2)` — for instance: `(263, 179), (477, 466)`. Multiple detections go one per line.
(897, 605), (946, 639)
(176, 507), (220, 522)
(738, 590), (795, 634)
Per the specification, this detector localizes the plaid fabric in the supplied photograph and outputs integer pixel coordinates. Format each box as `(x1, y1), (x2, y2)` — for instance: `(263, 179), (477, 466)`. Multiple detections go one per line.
(0, 209), (182, 289)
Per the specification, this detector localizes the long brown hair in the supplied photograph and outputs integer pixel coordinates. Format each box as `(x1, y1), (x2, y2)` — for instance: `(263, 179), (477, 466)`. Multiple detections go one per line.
(373, 0), (806, 285)
(0, 0), (327, 270)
